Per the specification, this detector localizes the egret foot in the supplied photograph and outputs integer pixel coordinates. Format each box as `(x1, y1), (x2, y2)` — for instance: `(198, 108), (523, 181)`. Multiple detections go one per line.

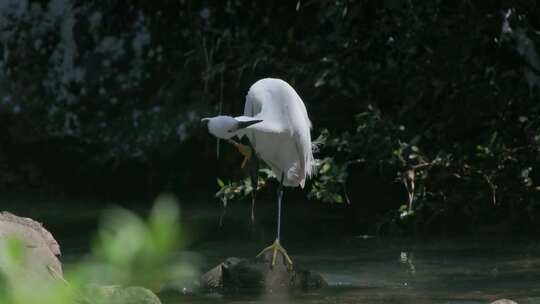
(256, 239), (293, 269)
(227, 139), (252, 168)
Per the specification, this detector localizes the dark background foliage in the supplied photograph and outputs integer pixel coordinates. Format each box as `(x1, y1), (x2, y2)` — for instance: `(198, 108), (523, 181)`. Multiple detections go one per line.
(1, 0), (540, 235)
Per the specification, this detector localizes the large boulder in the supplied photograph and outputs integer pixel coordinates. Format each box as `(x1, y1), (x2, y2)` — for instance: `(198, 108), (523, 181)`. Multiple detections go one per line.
(0, 212), (163, 304)
(0, 211), (62, 281)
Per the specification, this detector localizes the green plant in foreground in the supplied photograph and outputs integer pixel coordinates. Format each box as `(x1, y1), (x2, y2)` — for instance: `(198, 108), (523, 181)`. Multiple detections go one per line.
(0, 237), (76, 304)
(0, 195), (197, 304)
(75, 195), (197, 289)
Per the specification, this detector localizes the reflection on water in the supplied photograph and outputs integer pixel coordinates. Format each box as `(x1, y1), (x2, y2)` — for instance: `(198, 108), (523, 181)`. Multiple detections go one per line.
(178, 236), (540, 304)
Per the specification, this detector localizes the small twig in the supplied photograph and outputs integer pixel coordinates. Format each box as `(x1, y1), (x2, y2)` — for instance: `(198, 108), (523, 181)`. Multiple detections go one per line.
(47, 265), (70, 286)
(250, 192), (256, 224)
(345, 158), (366, 166)
(407, 0), (419, 22)
(342, 183), (351, 205)
(47, 265), (96, 304)
(402, 169), (415, 212)
(411, 161), (433, 170)
(481, 173), (497, 206)
(219, 199), (227, 228)
(216, 71), (224, 158)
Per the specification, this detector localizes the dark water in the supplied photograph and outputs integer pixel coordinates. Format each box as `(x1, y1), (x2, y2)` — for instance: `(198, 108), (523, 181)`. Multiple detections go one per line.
(4, 198), (540, 303)
(173, 236), (540, 304)
(172, 203), (540, 304)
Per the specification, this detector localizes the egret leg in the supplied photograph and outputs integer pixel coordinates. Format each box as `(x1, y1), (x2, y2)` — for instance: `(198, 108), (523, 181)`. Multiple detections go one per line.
(226, 139), (252, 168)
(249, 153), (259, 225)
(276, 174), (283, 241)
(256, 174), (293, 269)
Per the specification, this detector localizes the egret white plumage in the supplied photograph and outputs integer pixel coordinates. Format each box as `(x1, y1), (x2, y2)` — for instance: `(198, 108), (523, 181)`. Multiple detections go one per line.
(202, 78), (316, 267)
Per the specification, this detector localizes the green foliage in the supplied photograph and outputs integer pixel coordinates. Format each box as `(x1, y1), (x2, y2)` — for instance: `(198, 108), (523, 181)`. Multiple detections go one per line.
(215, 169), (275, 206)
(76, 195), (195, 289)
(2, 1), (540, 233)
(0, 236), (76, 304)
(308, 157), (349, 204)
(0, 196), (196, 304)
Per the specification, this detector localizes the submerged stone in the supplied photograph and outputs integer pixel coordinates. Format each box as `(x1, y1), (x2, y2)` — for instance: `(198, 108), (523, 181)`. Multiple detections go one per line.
(82, 284), (162, 304)
(490, 299), (518, 304)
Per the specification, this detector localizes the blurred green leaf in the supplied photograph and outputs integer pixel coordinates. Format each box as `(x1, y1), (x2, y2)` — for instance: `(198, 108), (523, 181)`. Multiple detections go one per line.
(217, 178), (225, 188)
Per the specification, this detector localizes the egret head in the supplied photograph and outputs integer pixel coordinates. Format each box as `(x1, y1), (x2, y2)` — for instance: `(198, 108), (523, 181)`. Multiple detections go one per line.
(201, 115), (262, 139)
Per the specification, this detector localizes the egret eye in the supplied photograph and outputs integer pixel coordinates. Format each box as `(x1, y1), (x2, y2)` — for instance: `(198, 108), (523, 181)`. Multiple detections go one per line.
(227, 129), (233, 133)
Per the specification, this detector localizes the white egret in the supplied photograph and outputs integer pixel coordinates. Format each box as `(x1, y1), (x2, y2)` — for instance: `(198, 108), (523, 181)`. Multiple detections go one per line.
(202, 78), (316, 267)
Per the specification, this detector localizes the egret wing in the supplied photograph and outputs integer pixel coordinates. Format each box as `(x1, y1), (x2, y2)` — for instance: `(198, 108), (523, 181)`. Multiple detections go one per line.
(239, 78), (315, 187)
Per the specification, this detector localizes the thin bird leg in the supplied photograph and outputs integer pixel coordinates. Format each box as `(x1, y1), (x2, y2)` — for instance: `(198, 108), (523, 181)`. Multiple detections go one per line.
(249, 152), (259, 224)
(256, 174), (293, 269)
(226, 139), (252, 168)
(277, 173), (284, 241)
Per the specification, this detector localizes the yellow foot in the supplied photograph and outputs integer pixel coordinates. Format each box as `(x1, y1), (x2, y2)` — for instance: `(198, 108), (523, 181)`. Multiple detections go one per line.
(227, 139), (252, 168)
(256, 239), (293, 269)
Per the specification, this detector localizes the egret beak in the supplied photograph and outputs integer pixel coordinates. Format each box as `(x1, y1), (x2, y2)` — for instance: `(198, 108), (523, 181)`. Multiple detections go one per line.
(237, 119), (263, 129)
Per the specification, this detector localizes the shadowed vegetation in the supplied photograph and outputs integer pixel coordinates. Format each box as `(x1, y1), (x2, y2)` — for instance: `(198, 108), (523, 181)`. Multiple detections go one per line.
(0, 1), (540, 235)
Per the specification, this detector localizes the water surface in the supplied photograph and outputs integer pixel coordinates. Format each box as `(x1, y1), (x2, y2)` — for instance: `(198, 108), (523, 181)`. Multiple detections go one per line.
(4, 198), (539, 303)
(176, 235), (540, 304)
